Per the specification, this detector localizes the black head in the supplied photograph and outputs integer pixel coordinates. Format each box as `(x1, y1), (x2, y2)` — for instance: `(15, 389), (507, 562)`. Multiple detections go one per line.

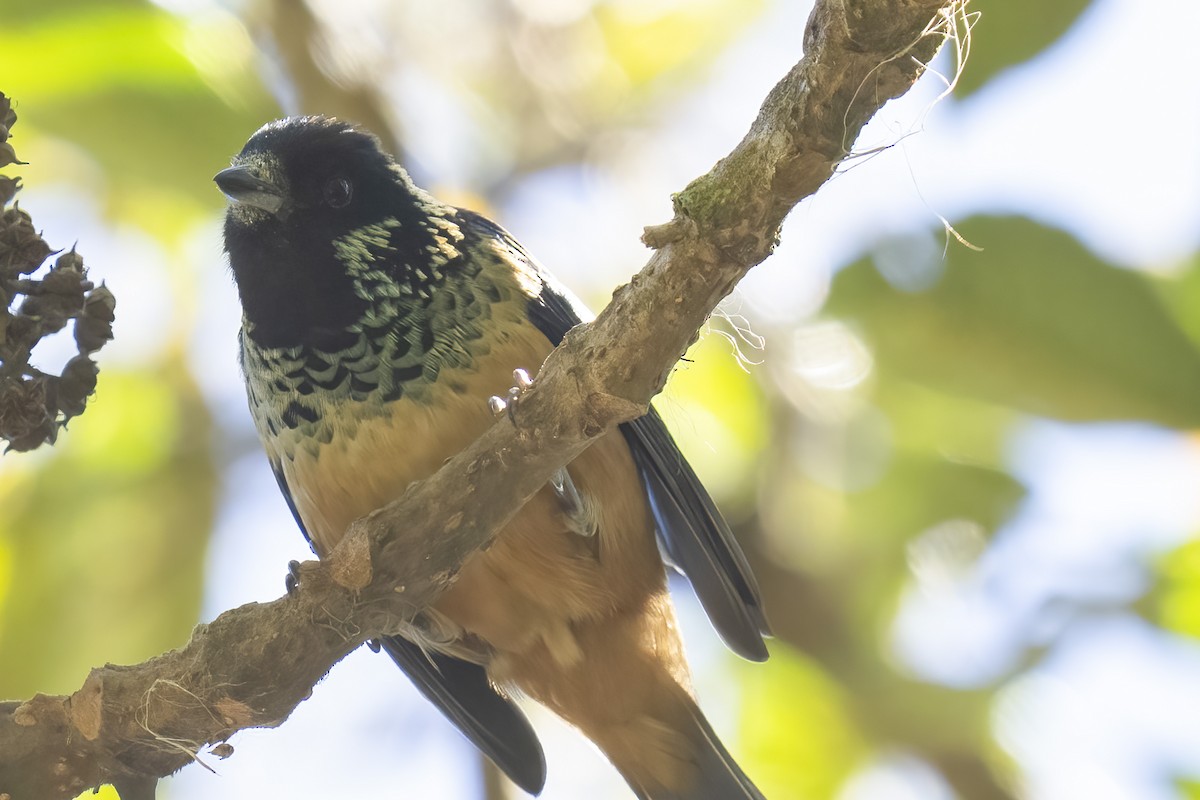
(217, 116), (432, 349)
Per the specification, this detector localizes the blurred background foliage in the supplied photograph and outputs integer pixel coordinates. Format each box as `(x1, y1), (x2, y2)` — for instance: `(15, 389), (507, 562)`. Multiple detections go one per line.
(1, 0), (1199, 799)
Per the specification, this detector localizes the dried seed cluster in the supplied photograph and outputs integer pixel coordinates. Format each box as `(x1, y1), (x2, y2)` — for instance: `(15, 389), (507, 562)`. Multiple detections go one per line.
(0, 92), (116, 452)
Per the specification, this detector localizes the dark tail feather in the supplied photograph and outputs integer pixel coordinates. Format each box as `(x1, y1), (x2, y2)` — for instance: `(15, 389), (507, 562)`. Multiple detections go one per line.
(379, 636), (546, 795)
(677, 705), (765, 800)
(631, 699), (765, 800)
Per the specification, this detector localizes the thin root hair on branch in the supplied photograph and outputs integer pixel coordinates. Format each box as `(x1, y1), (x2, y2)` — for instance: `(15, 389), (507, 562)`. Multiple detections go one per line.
(0, 1), (957, 797)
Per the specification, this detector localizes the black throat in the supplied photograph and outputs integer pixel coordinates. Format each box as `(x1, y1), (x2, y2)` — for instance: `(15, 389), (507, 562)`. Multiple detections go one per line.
(224, 213), (368, 351)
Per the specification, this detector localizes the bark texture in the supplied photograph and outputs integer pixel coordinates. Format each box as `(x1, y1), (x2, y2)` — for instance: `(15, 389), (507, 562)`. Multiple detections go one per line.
(0, 1), (954, 797)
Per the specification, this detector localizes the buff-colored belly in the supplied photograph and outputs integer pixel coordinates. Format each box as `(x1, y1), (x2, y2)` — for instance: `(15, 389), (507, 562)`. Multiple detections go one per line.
(270, 322), (663, 664)
(264, 319), (696, 795)
(276, 325), (550, 557)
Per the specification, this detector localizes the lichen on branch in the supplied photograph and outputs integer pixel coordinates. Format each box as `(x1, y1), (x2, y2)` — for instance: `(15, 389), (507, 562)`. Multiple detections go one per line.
(0, 1), (956, 797)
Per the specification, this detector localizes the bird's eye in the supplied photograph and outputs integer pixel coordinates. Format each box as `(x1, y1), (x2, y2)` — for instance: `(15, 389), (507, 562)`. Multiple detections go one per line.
(324, 177), (353, 208)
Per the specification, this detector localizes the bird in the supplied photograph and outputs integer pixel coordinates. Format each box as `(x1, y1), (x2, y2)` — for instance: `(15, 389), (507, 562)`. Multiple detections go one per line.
(215, 115), (770, 799)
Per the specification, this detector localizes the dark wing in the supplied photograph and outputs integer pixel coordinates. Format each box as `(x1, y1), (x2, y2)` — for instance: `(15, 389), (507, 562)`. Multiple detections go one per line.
(269, 460), (317, 554)
(465, 209), (770, 662)
(379, 637), (546, 796)
(621, 410), (769, 661)
(267, 459), (546, 794)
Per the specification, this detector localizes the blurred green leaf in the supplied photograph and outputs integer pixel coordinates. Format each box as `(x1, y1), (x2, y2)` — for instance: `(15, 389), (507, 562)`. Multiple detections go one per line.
(0, 8), (201, 95)
(73, 786), (120, 800)
(596, 0), (766, 88)
(1156, 253), (1200, 350)
(956, 0), (1094, 97)
(0, 362), (216, 697)
(1150, 537), (1200, 639)
(849, 455), (1024, 546)
(0, 2), (276, 210)
(762, 415), (1025, 650)
(874, 380), (1017, 471)
(792, 454), (1023, 615)
(0, 0), (142, 26)
(738, 642), (867, 799)
(659, 331), (768, 512)
(826, 217), (1200, 429)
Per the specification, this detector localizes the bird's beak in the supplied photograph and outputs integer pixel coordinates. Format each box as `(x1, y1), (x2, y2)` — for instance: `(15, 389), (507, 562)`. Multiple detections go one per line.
(214, 165), (286, 215)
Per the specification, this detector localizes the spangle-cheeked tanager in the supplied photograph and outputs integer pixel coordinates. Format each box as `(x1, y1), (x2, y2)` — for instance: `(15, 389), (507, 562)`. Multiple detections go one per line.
(216, 116), (769, 799)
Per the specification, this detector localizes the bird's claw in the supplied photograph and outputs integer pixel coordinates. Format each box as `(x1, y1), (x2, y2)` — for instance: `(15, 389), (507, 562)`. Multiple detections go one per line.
(488, 368), (534, 423)
(512, 367), (533, 392)
(285, 565), (386, 647)
(486, 370), (592, 537)
(552, 467), (595, 537)
(551, 468), (581, 514)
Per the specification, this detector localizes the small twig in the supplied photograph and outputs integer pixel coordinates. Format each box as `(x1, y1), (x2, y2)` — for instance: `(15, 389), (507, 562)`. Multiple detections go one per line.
(0, 1), (952, 796)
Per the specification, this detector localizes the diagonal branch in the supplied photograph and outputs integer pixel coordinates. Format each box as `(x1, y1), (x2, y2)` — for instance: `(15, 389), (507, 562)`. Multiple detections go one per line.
(0, 1), (954, 797)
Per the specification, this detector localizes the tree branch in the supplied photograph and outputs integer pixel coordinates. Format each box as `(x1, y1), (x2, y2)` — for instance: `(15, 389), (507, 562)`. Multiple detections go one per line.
(0, 1), (953, 797)
(255, 0), (405, 161)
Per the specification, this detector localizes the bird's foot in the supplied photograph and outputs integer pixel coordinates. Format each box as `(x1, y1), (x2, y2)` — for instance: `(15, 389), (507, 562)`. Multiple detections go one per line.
(487, 370), (594, 537)
(487, 368), (533, 422)
(551, 468), (595, 537)
(286, 561), (381, 652)
(284, 559), (302, 594)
